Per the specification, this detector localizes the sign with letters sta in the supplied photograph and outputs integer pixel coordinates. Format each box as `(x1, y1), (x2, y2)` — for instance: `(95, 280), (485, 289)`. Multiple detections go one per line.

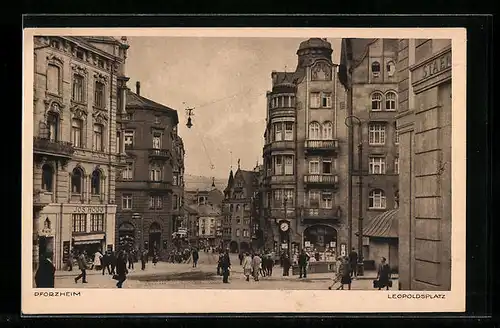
(412, 49), (452, 84)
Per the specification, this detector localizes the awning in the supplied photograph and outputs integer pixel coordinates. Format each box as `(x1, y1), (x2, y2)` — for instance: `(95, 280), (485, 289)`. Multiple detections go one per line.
(359, 209), (399, 239)
(73, 233), (105, 245)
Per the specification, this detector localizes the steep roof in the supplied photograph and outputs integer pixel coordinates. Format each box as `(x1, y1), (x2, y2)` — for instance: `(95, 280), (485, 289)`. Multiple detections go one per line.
(362, 209), (399, 239)
(126, 90), (179, 124)
(339, 38), (378, 89)
(298, 38), (332, 51)
(184, 205), (199, 215)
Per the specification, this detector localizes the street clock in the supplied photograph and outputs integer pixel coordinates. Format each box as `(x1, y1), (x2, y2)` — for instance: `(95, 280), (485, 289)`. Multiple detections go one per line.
(280, 221), (290, 232)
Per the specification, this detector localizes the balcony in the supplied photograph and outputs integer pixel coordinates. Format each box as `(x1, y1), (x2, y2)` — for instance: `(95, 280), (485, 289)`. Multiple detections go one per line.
(33, 190), (52, 211)
(270, 175), (295, 184)
(304, 174), (339, 187)
(301, 208), (341, 222)
(33, 137), (75, 158)
(304, 139), (339, 154)
(269, 108), (295, 120)
(148, 148), (170, 160)
(263, 140), (295, 155)
(147, 181), (171, 191)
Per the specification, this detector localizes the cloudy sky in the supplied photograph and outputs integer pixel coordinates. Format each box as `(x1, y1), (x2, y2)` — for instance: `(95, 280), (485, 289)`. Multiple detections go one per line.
(125, 37), (341, 179)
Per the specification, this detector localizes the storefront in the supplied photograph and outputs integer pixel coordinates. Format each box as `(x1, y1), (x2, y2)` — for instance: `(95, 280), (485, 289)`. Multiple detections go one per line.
(118, 221), (136, 250)
(303, 225), (338, 262)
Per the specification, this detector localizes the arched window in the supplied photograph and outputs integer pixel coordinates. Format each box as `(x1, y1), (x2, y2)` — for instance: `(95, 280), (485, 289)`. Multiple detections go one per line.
(71, 118), (83, 147)
(371, 61), (381, 76)
(369, 189), (386, 209)
(230, 204), (234, 212)
(91, 169), (101, 195)
(385, 91), (397, 110)
(71, 167), (84, 194)
(371, 92), (383, 111)
(41, 164), (54, 192)
(322, 121), (333, 139)
(47, 112), (59, 141)
(236, 204), (241, 212)
(309, 122), (321, 139)
(93, 124), (104, 151)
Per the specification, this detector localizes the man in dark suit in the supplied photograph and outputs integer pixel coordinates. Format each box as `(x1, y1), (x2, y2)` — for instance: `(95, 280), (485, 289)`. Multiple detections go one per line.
(348, 248), (358, 278)
(35, 251), (56, 288)
(220, 249), (231, 283)
(298, 249), (310, 279)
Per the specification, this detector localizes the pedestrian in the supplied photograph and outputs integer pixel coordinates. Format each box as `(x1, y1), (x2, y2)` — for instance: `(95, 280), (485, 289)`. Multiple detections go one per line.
(192, 248), (199, 268)
(241, 252), (252, 282)
(101, 251), (109, 275)
(282, 253), (291, 276)
(35, 251), (55, 288)
(127, 250), (134, 270)
(109, 250), (117, 275)
(67, 251), (73, 271)
(348, 247), (358, 278)
(217, 252), (223, 275)
(298, 249), (309, 279)
(141, 249), (148, 271)
(375, 257), (392, 290)
(152, 251), (159, 266)
(238, 252), (244, 266)
(93, 249), (103, 271)
(220, 249), (231, 283)
(338, 257), (352, 290)
(252, 253), (262, 281)
(266, 252), (274, 277)
(328, 256), (344, 290)
(114, 251), (128, 288)
(74, 250), (88, 284)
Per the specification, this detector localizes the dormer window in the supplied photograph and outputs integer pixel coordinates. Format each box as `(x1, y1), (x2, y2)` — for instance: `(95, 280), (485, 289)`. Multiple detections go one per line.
(371, 61), (381, 77)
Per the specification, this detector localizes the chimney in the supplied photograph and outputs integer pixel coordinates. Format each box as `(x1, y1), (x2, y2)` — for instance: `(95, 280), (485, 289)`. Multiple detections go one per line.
(136, 81), (140, 95)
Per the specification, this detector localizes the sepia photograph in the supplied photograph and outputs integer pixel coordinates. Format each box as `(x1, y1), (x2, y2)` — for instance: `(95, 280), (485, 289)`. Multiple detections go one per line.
(22, 27), (466, 314)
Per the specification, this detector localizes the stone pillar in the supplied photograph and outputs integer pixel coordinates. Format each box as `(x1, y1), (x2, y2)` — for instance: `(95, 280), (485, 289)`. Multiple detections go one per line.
(33, 209), (40, 272)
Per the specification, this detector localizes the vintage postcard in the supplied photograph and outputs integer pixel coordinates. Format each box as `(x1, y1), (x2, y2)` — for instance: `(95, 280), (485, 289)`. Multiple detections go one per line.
(22, 27), (466, 314)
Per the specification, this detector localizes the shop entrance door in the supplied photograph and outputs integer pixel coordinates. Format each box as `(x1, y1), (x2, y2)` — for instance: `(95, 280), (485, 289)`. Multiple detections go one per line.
(148, 222), (162, 256)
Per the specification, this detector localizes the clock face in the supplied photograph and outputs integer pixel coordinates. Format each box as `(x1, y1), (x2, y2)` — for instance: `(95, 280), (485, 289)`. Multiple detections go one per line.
(280, 222), (289, 232)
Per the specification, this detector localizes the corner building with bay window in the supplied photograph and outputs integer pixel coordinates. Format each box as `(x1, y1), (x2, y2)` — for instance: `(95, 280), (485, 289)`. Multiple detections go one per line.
(32, 36), (129, 270)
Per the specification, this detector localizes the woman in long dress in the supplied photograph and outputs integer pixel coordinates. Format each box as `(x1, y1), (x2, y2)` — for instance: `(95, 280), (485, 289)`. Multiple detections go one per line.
(92, 250), (103, 271)
(242, 252), (253, 282)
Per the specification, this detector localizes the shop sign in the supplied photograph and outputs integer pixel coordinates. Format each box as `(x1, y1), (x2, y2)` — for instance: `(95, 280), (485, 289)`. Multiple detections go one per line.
(340, 243), (347, 257)
(330, 241), (336, 248)
(304, 241), (311, 247)
(411, 48), (452, 88)
(74, 206), (105, 214)
(281, 243), (288, 249)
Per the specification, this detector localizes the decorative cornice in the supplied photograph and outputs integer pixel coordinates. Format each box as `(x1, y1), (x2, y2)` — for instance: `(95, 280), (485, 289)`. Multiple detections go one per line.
(70, 104), (88, 119)
(93, 110), (109, 124)
(46, 54), (64, 65)
(71, 63), (88, 76)
(43, 98), (64, 112)
(94, 72), (109, 84)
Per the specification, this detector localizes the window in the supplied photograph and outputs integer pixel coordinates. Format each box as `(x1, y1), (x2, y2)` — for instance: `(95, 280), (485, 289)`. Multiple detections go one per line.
(150, 195), (163, 209)
(154, 116), (160, 124)
(72, 214), (86, 233)
(284, 189), (294, 206)
(321, 93), (332, 108)
(309, 122), (321, 139)
(47, 112), (59, 141)
(273, 190), (282, 208)
(322, 121), (333, 139)
(321, 192), (333, 209)
(47, 64), (60, 94)
(387, 61), (396, 77)
(322, 158), (332, 174)
(71, 119), (83, 147)
(274, 156), (283, 175)
(394, 157), (399, 174)
(173, 195), (179, 210)
(369, 123), (386, 145)
(236, 229), (241, 237)
(150, 164), (162, 181)
(236, 204), (241, 212)
(173, 174), (179, 186)
(284, 156), (293, 175)
(309, 158), (320, 174)
(93, 124), (103, 151)
(371, 92), (382, 111)
(152, 132), (162, 149)
(243, 229), (249, 237)
(369, 189), (386, 209)
(310, 92), (320, 108)
(91, 170), (101, 195)
(230, 204), (234, 212)
(385, 92), (397, 110)
(284, 122), (293, 140)
(369, 157), (386, 174)
(122, 162), (133, 180)
(308, 190), (320, 208)
(72, 75), (85, 102)
(71, 167), (83, 194)
(94, 81), (105, 108)
(90, 214), (104, 232)
(41, 164), (54, 192)
(122, 194), (132, 210)
(124, 130), (134, 147)
(236, 217), (241, 224)
(116, 131), (122, 154)
(274, 123), (282, 141)
(371, 61), (381, 76)
(243, 218), (250, 225)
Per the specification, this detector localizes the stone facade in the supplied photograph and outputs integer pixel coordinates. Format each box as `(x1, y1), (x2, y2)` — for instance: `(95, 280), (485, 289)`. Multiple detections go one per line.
(33, 36), (128, 270)
(396, 39), (452, 290)
(114, 82), (185, 257)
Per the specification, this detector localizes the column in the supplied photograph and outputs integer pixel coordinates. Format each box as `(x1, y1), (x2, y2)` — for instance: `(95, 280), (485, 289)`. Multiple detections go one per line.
(33, 209), (40, 272)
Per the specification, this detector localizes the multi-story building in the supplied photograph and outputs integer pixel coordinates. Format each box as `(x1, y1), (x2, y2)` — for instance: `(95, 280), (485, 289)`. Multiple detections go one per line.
(222, 162), (260, 254)
(261, 38), (347, 261)
(338, 38), (400, 264)
(32, 36), (129, 270)
(196, 204), (223, 249)
(396, 39), (452, 290)
(115, 81), (184, 257)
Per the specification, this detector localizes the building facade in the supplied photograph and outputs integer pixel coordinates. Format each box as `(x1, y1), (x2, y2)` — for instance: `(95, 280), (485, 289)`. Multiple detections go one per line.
(396, 39), (452, 290)
(115, 81), (185, 257)
(195, 204), (223, 248)
(261, 38), (348, 261)
(339, 39), (400, 262)
(33, 36), (129, 270)
(222, 164), (259, 254)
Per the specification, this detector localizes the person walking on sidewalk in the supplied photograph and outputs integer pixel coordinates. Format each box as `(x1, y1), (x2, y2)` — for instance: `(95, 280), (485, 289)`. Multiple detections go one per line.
(238, 252), (244, 266)
(220, 249), (231, 283)
(74, 250), (88, 284)
(282, 253), (291, 276)
(242, 252), (252, 282)
(115, 251), (128, 288)
(298, 249), (310, 279)
(376, 257), (392, 290)
(338, 256), (352, 290)
(192, 248), (199, 268)
(127, 250), (135, 270)
(140, 249), (148, 271)
(92, 250), (103, 271)
(35, 251), (55, 288)
(66, 251), (73, 271)
(252, 253), (262, 281)
(348, 248), (358, 279)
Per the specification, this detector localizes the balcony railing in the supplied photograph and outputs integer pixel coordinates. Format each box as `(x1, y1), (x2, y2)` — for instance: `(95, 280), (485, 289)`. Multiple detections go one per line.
(33, 190), (52, 209)
(33, 137), (75, 158)
(301, 208), (341, 221)
(263, 140), (295, 154)
(148, 148), (170, 159)
(270, 175), (295, 184)
(304, 139), (339, 153)
(304, 174), (339, 186)
(147, 181), (171, 191)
